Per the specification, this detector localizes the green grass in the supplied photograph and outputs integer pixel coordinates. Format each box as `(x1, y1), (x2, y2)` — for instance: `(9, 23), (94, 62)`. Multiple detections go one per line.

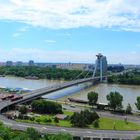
(17, 116), (140, 130)
(63, 110), (73, 116)
(16, 109), (140, 131)
(90, 117), (140, 130)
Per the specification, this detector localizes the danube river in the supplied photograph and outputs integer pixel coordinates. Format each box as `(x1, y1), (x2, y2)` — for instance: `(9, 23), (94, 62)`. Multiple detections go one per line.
(0, 76), (140, 111)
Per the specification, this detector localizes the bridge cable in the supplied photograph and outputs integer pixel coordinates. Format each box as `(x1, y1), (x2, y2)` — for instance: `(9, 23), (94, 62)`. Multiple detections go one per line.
(73, 70), (85, 80)
(84, 70), (91, 79)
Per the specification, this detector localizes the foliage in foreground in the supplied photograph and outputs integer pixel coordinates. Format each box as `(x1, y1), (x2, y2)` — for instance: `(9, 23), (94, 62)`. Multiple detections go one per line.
(0, 122), (72, 140)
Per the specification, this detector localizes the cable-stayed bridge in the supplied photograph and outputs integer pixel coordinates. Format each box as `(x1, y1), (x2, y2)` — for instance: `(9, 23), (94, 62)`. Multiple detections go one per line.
(0, 53), (108, 111)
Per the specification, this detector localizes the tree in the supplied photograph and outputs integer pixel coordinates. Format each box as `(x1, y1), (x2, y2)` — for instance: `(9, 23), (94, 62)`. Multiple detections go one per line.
(44, 133), (73, 140)
(87, 91), (98, 106)
(19, 105), (28, 114)
(135, 96), (140, 110)
(26, 128), (40, 140)
(106, 91), (123, 111)
(31, 100), (63, 114)
(54, 117), (59, 123)
(126, 103), (132, 114)
(135, 136), (140, 140)
(70, 110), (99, 127)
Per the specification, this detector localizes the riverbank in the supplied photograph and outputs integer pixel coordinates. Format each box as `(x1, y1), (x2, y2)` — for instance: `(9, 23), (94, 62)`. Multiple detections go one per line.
(1, 76), (140, 111)
(58, 83), (140, 111)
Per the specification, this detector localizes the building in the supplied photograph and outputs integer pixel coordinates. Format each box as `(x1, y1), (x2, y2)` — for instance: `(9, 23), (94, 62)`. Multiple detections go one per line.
(28, 60), (35, 66)
(93, 53), (107, 81)
(6, 61), (13, 66)
(16, 61), (23, 66)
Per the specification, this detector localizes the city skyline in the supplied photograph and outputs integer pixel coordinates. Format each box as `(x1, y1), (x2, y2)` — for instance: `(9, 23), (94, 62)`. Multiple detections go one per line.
(0, 0), (140, 64)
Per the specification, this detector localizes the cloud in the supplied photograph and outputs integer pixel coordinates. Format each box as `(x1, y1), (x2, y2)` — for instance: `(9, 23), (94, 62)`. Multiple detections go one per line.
(44, 39), (56, 43)
(0, 0), (139, 31)
(12, 32), (21, 37)
(12, 26), (28, 37)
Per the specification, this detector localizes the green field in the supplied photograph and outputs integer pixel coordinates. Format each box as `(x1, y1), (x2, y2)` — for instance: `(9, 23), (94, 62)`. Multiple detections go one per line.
(16, 113), (140, 130)
(90, 117), (140, 130)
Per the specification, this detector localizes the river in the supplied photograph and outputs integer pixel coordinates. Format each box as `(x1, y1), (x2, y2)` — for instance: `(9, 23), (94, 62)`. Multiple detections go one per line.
(0, 76), (140, 111)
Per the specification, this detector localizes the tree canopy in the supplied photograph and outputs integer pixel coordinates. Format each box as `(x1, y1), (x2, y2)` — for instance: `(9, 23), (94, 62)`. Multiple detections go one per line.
(70, 110), (99, 127)
(106, 91), (123, 110)
(0, 122), (73, 140)
(135, 96), (140, 110)
(87, 91), (98, 106)
(31, 100), (63, 114)
(0, 66), (92, 80)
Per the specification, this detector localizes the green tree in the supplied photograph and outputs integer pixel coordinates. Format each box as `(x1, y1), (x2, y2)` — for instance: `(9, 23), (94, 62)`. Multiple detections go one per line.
(44, 133), (72, 140)
(135, 96), (140, 110)
(87, 91), (98, 106)
(31, 100), (62, 114)
(54, 117), (59, 123)
(106, 91), (123, 111)
(126, 103), (132, 114)
(26, 128), (40, 140)
(12, 133), (29, 140)
(19, 105), (28, 114)
(70, 110), (99, 127)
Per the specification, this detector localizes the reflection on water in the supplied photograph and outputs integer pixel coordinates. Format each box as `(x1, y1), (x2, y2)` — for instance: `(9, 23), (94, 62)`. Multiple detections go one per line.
(43, 83), (92, 99)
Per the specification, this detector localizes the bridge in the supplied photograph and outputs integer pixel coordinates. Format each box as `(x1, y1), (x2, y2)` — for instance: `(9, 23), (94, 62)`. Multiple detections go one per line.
(0, 76), (103, 112)
(1, 53), (107, 111)
(1, 54), (139, 139)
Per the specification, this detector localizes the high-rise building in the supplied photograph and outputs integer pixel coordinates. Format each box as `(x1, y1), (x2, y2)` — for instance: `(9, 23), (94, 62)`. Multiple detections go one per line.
(6, 61), (13, 66)
(93, 53), (107, 81)
(28, 60), (34, 66)
(16, 61), (23, 66)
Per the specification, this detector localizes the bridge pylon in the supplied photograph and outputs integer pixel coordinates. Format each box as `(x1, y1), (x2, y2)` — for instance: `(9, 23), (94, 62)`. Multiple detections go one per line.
(93, 53), (107, 82)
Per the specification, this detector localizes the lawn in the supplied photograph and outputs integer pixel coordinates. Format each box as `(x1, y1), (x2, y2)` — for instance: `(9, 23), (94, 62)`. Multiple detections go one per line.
(90, 117), (140, 130)
(17, 116), (140, 130)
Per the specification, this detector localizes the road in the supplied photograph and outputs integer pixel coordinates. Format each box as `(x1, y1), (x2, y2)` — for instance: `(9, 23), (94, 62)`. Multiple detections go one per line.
(0, 113), (140, 139)
(0, 76), (140, 139)
(63, 104), (140, 125)
(0, 100), (140, 139)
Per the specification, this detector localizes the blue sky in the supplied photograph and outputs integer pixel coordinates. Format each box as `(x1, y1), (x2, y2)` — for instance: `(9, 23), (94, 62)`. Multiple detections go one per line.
(0, 0), (140, 64)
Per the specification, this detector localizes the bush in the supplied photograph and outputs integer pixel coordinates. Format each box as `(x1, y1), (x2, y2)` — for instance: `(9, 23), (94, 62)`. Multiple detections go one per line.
(64, 115), (71, 121)
(93, 120), (99, 128)
(19, 105), (28, 114)
(54, 117), (59, 123)
(18, 114), (23, 119)
(30, 117), (35, 121)
(126, 103), (132, 114)
(36, 118), (41, 123)
(43, 118), (52, 123)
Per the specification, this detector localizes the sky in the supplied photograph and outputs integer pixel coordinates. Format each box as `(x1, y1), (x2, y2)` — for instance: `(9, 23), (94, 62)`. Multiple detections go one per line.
(0, 0), (140, 64)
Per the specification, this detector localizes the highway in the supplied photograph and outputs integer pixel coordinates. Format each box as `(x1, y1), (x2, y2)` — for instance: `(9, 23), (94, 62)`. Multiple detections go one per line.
(0, 76), (102, 111)
(0, 76), (140, 139)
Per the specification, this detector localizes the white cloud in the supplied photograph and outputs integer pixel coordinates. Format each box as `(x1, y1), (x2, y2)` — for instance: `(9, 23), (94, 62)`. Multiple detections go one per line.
(12, 32), (21, 37)
(0, 0), (139, 31)
(12, 26), (28, 37)
(44, 39), (56, 43)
